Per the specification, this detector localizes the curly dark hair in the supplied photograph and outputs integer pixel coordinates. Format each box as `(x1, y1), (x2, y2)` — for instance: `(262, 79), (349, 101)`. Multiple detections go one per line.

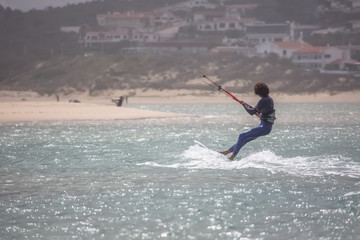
(254, 82), (270, 97)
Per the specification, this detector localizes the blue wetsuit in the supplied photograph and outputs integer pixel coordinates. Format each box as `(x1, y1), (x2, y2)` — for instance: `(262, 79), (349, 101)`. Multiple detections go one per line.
(229, 95), (275, 156)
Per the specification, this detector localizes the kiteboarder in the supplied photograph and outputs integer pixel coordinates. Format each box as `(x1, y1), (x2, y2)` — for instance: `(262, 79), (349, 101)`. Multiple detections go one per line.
(219, 82), (276, 160)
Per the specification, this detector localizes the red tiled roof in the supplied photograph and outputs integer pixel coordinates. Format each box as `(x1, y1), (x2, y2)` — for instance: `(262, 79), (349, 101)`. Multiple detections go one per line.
(273, 41), (311, 49)
(294, 46), (327, 54)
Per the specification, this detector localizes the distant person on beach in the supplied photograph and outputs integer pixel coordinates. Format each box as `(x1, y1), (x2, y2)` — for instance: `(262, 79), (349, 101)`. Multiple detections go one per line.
(69, 99), (81, 103)
(219, 82), (276, 160)
(112, 96), (124, 107)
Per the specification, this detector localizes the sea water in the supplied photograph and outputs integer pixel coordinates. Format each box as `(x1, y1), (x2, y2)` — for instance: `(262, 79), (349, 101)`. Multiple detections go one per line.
(1, 103), (359, 239)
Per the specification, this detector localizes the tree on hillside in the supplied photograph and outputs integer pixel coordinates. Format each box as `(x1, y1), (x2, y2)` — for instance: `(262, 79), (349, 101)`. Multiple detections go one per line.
(250, 0), (318, 24)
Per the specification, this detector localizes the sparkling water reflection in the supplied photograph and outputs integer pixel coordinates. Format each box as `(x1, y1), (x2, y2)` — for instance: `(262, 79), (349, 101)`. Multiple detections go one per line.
(1, 103), (359, 239)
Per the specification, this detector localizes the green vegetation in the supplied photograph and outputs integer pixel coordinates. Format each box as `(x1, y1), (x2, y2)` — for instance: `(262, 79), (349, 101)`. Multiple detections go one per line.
(1, 0), (359, 95)
(2, 53), (358, 95)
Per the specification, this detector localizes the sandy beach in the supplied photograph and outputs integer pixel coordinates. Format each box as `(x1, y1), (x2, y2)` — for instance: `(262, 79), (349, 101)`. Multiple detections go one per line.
(1, 89), (359, 123)
(0, 101), (186, 123)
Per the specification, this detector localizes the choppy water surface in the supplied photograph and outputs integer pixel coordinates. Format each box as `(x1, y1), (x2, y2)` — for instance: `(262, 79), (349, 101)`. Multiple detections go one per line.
(1, 103), (359, 239)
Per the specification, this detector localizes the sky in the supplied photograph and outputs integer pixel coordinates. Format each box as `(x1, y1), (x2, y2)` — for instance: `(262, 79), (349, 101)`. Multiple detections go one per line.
(0, 0), (95, 11)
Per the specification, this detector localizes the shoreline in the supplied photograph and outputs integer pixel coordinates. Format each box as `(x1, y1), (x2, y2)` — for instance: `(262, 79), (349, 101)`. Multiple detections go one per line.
(1, 90), (359, 123)
(1, 89), (360, 104)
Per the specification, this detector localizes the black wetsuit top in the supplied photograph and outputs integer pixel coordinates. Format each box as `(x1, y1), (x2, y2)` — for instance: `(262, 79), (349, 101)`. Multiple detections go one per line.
(242, 95), (276, 124)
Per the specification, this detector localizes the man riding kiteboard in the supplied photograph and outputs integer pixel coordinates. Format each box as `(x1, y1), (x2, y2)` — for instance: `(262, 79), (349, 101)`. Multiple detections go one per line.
(202, 76), (276, 160)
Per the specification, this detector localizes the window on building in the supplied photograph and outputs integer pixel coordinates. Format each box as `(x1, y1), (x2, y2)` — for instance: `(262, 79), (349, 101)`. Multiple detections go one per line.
(283, 50), (287, 56)
(219, 23), (226, 29)
(229, 23), (235, 29)
(324, 54), (331, 58)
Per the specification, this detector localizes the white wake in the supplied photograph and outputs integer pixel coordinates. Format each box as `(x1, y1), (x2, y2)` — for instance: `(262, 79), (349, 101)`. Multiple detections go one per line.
(139, 144), (360, 178)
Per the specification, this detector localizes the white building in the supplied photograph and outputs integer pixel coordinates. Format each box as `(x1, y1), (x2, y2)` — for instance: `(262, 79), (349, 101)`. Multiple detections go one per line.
(81, 28), (160, 48)
(256, 41), (311, 58)
(225, 4), (258, 15)
(193, 9), (225, 23)
(97, 11), (152, 29)
(184, 0), (217, 9)
(197, 16), (243, 31)
(292, 46), (348, 70)
(245, 22), (295, 45)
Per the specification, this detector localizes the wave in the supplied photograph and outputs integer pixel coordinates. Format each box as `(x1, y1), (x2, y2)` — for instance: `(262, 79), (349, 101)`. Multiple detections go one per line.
(139, 144), (360, 178)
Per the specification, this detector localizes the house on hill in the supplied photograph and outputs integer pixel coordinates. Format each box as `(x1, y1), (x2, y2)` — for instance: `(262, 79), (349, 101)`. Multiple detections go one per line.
(256, 41), (360, 73)
(197, 16), (243, 31)
(81, 29), (130, 48)
(245, 22), (295, 45)
(256, 41), (311, 58)
(80, 28), (160, 48)
(193, 9), (225, 23)
(225, 4), (258, 15)
(195, 5), (261, 33)
(96, 10), (180, 29)
(292, 46), (348, 70)
(184, 0), (217, 9)
(97, 11), (153, 29)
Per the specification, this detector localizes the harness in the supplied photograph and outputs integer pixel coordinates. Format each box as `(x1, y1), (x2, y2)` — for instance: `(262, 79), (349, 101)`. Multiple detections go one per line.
(260, 110), (276, 124)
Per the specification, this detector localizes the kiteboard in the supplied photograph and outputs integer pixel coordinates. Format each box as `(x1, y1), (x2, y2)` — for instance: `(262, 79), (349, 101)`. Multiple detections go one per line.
(193, 140), (231, 162)
(194, 140), (236, 161)
(194, 140), (209, 149)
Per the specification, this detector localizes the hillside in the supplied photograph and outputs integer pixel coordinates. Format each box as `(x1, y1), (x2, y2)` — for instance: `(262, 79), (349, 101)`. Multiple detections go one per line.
(1, 0), (360, 97)
(1, 53), (358, 96)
